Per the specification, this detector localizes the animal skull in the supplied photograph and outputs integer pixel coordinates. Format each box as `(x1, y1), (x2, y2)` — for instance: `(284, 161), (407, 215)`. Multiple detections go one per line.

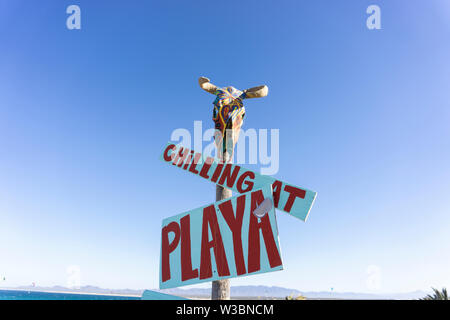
(198, 77), (268, 161)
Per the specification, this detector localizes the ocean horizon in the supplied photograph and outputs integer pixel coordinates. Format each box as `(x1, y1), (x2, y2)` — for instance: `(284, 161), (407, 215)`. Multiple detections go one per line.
(0, 289), (141, 300)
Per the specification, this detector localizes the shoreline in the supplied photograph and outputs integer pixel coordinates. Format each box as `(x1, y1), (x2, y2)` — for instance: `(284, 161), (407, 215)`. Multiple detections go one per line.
(0, 288), (141, 298)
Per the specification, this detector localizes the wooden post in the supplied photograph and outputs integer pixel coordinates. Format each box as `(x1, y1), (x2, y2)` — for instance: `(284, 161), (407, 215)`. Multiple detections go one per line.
(211, 184), (232, 300)
(198, 76), (269, 301)
(212, 149), (232, 300)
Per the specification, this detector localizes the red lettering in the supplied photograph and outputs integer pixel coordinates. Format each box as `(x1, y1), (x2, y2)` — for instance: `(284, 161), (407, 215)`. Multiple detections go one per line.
(163, 144), (176, 162)
(272, 180), (282, 208)
(210, 163), (224, 183)
(199, 205), (230, 279)
(161, 221), (181, 282)
(188, 153), (202, 174)
(283, 185), (306, 212)
(218, 164), (241, 188)
(183, 150), (195, 170)
(218, 195), (246, 275)
(172, 147), (189, 167)
(236, 171), (255, 193)
(180, 215), (198, 281)
(247, 190), (282, 273)
(199, 157), (214, 179)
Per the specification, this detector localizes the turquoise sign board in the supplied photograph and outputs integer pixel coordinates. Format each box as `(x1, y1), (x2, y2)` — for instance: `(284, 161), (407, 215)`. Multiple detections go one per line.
(141, 290), (188, 300)
(160, 185), (283, 289)
(160, 142), (317, 221)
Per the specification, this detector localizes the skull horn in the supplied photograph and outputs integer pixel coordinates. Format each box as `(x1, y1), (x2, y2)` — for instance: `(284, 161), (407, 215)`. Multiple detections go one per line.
(198, 76), (217, 94)
(243, 85), (269, 99)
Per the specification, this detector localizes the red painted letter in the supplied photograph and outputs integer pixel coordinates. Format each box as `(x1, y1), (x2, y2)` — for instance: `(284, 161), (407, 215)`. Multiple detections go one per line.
(180, 215), (198, 281)
(183, 150), (195, 170)
(199, 205), (230, 279)
(248, 190), (282, 273)
(210, 163), (224, 183)
(218, 164), (241, 188)
(218, 195), (246, 275)
(199, 157), (214, 179)
(163, 144), (176, 162)
(236, 171), (255, 193)
(188, 153), (202, 175)
(161, 221), (181, 282)
(283, 185), (306, 213)
(172, 147), (189, 167)
(272, 180), (282, 208)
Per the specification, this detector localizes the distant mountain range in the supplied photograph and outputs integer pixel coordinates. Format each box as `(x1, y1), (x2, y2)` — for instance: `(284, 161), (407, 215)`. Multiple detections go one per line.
(0, 285), (427, 300)
(159, 285), (428, 300)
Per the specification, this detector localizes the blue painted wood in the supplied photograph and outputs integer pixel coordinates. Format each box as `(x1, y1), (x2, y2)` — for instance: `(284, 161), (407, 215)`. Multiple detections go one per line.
(159, 185), (283, 289)
(160, 142), (317, 221)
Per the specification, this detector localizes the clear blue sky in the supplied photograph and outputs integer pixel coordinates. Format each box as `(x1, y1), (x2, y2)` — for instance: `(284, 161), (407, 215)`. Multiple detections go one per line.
(1, 0), (449, 293)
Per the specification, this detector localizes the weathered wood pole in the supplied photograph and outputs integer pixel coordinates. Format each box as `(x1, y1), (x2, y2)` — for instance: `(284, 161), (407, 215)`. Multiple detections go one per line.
(212, 150), (232, 300)
(198, 76), (268, 301)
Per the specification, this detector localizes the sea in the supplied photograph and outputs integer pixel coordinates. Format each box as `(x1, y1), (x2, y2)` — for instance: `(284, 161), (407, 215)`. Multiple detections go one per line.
(0, 289), (141, 300)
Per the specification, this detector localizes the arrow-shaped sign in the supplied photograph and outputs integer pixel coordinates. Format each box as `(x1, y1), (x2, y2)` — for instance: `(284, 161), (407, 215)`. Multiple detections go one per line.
(160, 142), (317, 221)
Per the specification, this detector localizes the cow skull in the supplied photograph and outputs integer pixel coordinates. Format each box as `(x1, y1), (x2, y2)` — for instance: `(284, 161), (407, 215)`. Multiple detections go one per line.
(198, 77), (268, 162)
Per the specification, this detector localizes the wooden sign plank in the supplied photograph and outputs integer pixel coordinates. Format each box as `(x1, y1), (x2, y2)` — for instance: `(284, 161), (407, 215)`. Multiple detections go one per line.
(159, 185), (283, 289)
(160, 142), (317, 221)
